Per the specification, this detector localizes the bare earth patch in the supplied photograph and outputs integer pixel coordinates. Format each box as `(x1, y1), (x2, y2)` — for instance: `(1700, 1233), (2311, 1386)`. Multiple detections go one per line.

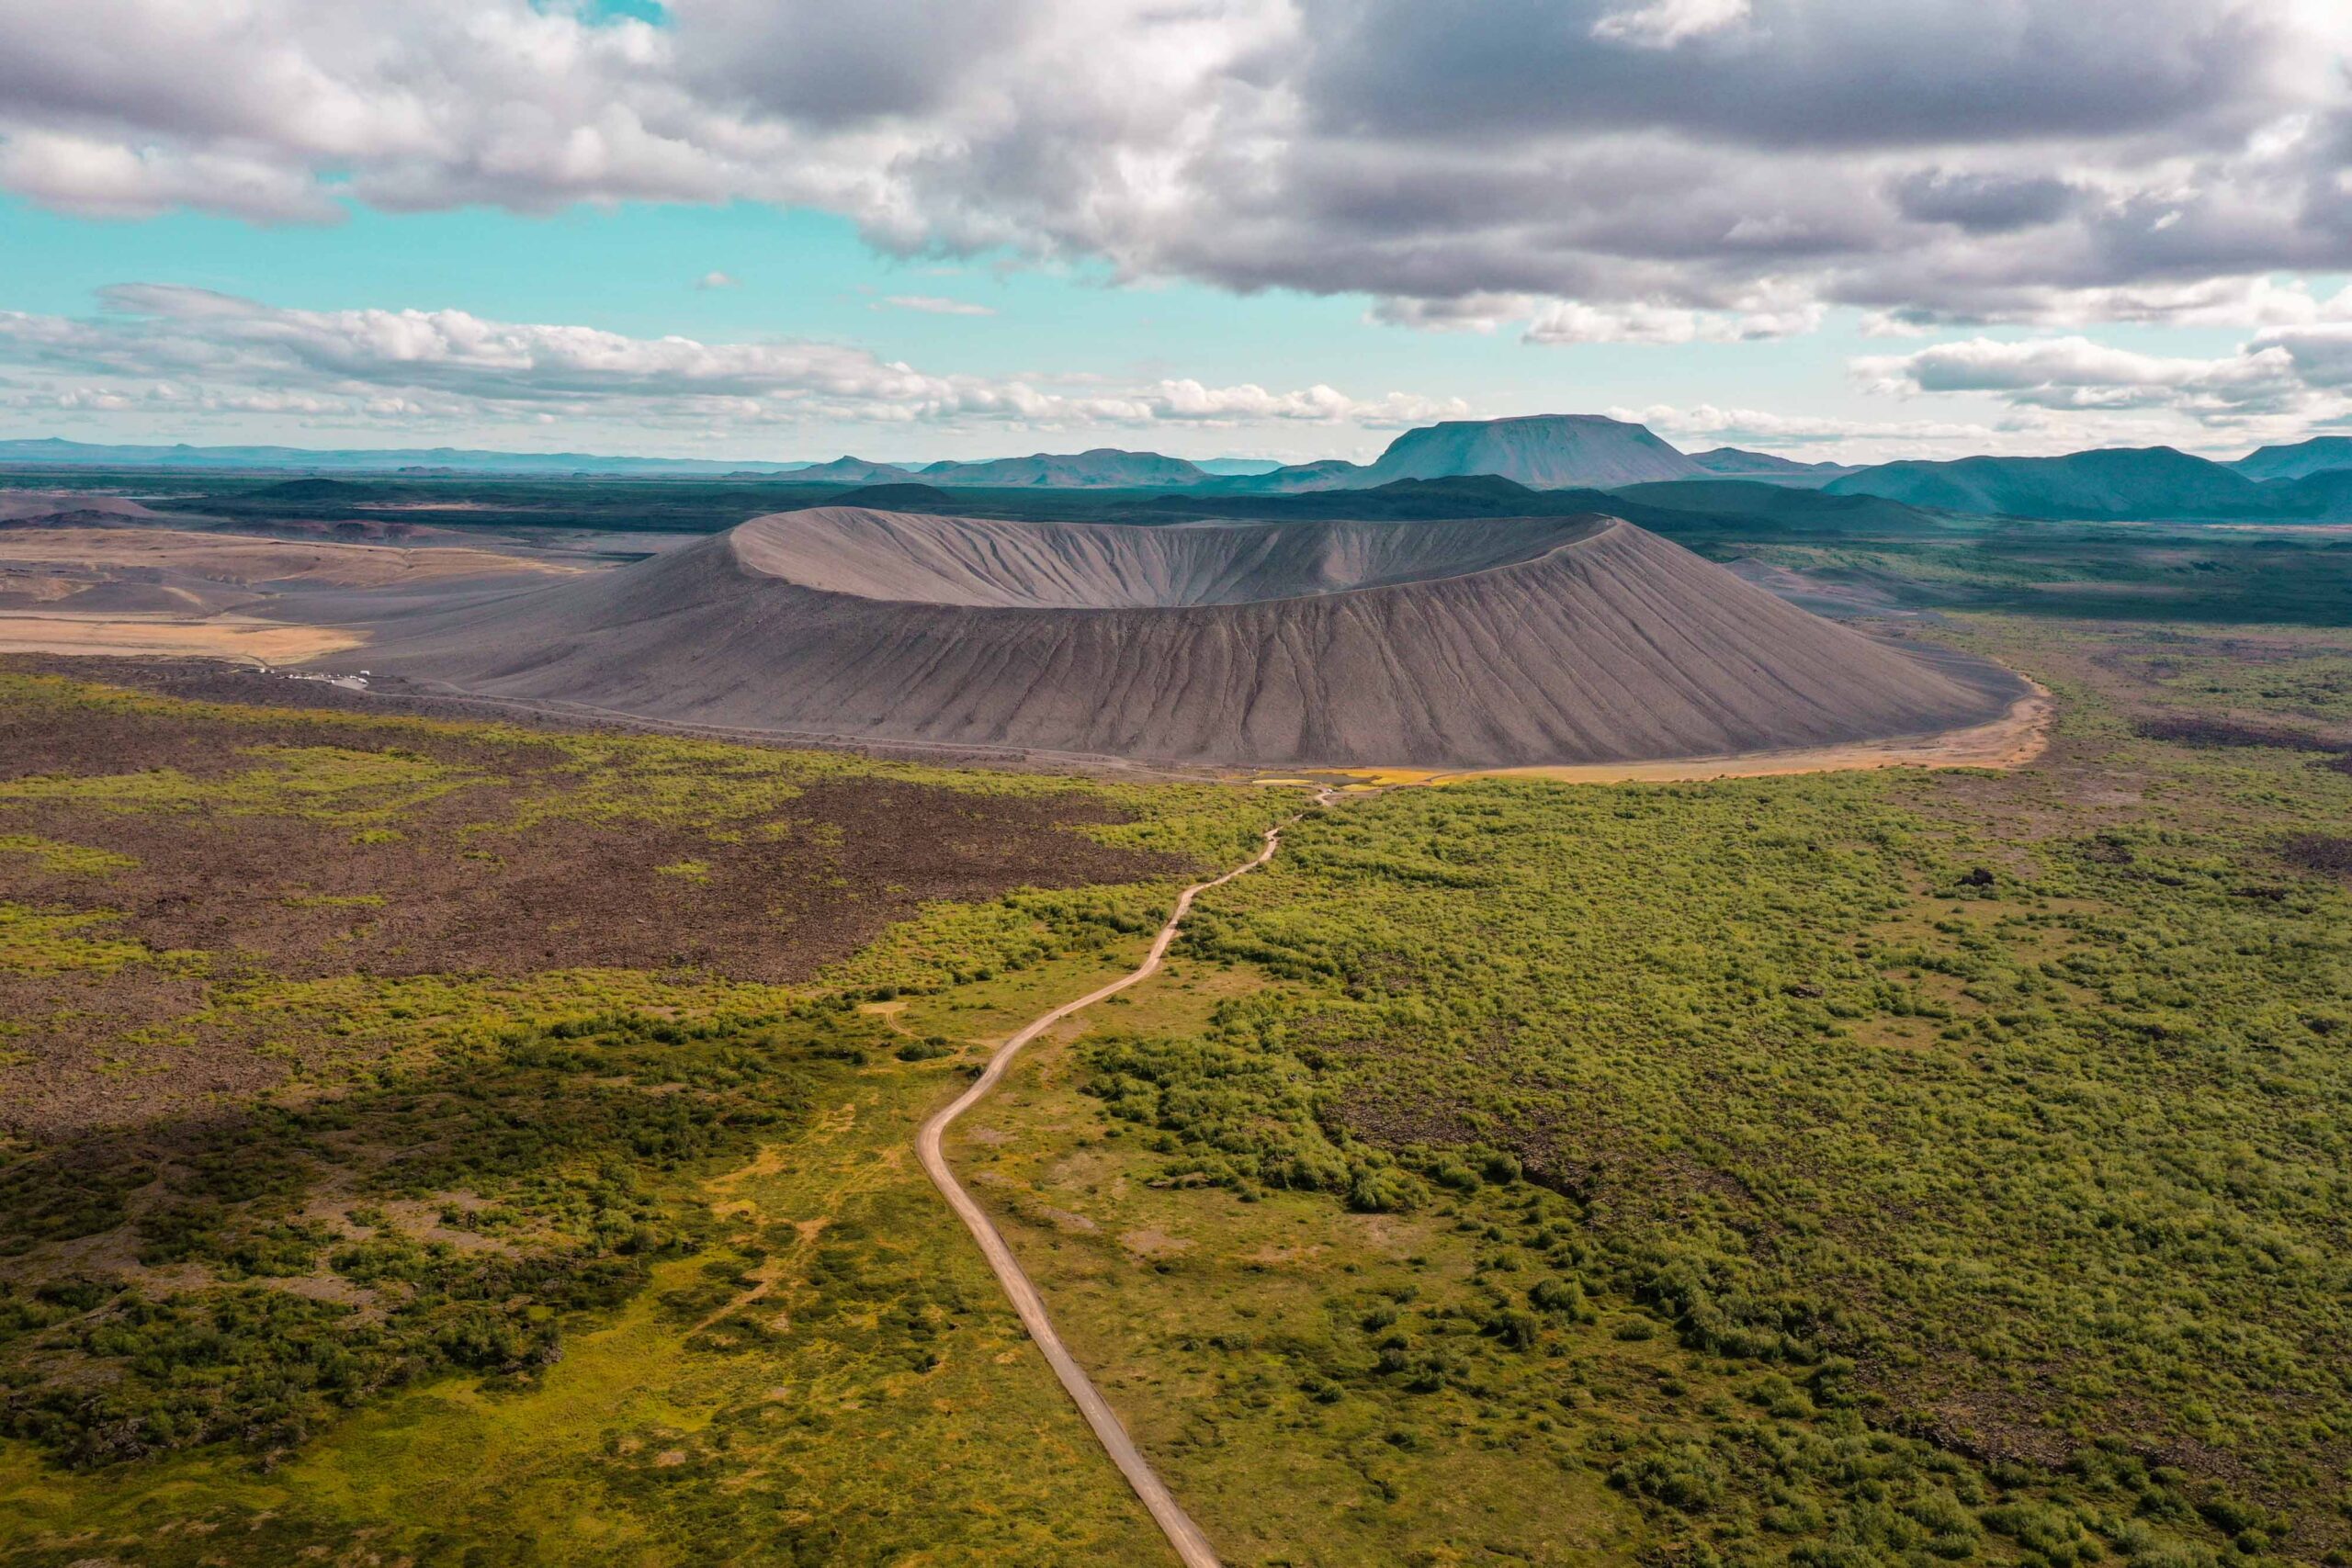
(1118, 1227), (1193, 1259)
(0, 614), (363, 663)
(0, 525), (580, 665)
(0, 526), (572, 589)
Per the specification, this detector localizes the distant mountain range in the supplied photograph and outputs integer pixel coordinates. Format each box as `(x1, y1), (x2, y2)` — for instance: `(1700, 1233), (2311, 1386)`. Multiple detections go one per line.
(922, 449), (1214, 488)
(1824, 443), (2352, 522)
(11, 421), (2352, 521)
(0, 423), (1837, 493)
(739, 430), (2352, 520)
(0, 438), (1278, 485)
(0, 437), (825, 477)
(1825, 447), (2261, 517)
(778, 457), (915, 485)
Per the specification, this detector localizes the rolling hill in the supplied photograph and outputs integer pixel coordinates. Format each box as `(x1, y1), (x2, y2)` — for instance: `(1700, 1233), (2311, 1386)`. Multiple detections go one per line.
(1823, 446), (2276, 519)
(1685, 446), (1851, 481)
(920, 448), (1211, 487)
(1607, 479), (1952, 533)
(786, 457), (924, 485)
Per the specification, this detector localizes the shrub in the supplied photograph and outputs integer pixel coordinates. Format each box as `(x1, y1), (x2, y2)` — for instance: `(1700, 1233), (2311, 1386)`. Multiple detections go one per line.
(1528, 1276), (1592, 1321)
(1611, 1442), (1728, 1512)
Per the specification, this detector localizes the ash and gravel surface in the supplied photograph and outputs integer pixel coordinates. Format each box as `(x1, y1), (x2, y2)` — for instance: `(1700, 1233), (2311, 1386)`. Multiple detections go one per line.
(334, 506), (2026, 771)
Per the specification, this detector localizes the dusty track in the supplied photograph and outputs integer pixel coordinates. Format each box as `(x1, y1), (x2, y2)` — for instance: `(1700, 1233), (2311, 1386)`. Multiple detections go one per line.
(916, 811), (1314, 1568)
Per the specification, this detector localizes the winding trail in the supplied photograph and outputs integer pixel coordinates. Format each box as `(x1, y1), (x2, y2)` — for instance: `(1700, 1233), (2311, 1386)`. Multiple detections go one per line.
(916, 808), (1313, 1568)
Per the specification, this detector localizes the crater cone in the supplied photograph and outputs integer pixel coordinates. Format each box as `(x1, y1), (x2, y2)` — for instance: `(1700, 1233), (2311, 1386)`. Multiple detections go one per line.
(345, 506), (2023, 768)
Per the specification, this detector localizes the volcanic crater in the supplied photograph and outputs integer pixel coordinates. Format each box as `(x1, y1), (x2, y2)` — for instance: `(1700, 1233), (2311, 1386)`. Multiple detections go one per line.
(344, 505), (2025, 768)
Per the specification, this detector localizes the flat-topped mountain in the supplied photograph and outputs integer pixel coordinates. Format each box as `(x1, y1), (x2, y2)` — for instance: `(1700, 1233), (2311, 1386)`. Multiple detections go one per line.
(2232, 436), (2352, 482)
(345, 505), (2019, 769)
(1206, 416), (1843, 493)
(1344, 414), (1700, 489)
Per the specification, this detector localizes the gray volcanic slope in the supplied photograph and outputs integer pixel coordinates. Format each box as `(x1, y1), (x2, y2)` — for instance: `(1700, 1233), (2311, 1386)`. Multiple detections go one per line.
(346, 506), (2021, 768)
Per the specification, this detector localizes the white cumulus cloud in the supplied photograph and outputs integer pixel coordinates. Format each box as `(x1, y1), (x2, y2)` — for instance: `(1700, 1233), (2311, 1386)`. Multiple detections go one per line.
(0, 284), (1468, 443)
(1854, 335), (2303, 414)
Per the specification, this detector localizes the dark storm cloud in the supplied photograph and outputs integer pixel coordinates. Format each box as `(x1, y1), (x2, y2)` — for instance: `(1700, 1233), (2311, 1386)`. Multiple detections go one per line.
(1892, 172), (2080, 233)
(676, 0), (1040, 127)
(1295, 0), (2276, 150)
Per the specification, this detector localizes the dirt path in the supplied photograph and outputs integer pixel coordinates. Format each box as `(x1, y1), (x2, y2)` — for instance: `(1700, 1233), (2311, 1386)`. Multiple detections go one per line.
(916, 814), (1305, 1568)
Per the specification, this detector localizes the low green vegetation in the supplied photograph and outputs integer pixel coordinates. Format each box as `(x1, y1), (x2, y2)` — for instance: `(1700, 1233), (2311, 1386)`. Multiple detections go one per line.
(0, 974), (1180, 1564)
(1726, 523), (2352, 626)
(2, 1008), (850, 1467)
(946, 610), (2352, 1567)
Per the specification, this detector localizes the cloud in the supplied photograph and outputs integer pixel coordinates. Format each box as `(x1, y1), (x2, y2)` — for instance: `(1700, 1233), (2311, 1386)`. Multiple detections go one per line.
(1858, 277), (2352, 336)
(1854, 334), (2303, 414)
(1590, 0), (1753, 50)
(1889, 171), (2079, 234)
(1299, 0), (2278, 151)
(1372, 283), (1826, 344)
(0, 131), (338, 224)
(878, 295), (996, 316)
(0, 284), (1461, 436)
(695, 271), (740, 290)
(2261, 324), (2352, 389)
(1122, 380), (1465, 426)
(1612, 400), (2023, 460)
(1, 0), (2349, 337)
(1522, 290), (1826, 344)
(1841, 321), (2352, 448)
(1363, 294), (1535, 334)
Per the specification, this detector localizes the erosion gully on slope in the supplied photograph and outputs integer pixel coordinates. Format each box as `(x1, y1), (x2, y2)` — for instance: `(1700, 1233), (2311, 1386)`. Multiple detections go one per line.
(916, 791), (1337, 1568)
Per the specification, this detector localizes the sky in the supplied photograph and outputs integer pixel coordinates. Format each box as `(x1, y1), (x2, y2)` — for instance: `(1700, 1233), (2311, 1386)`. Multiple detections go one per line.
(5, 0), (2352, 466)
